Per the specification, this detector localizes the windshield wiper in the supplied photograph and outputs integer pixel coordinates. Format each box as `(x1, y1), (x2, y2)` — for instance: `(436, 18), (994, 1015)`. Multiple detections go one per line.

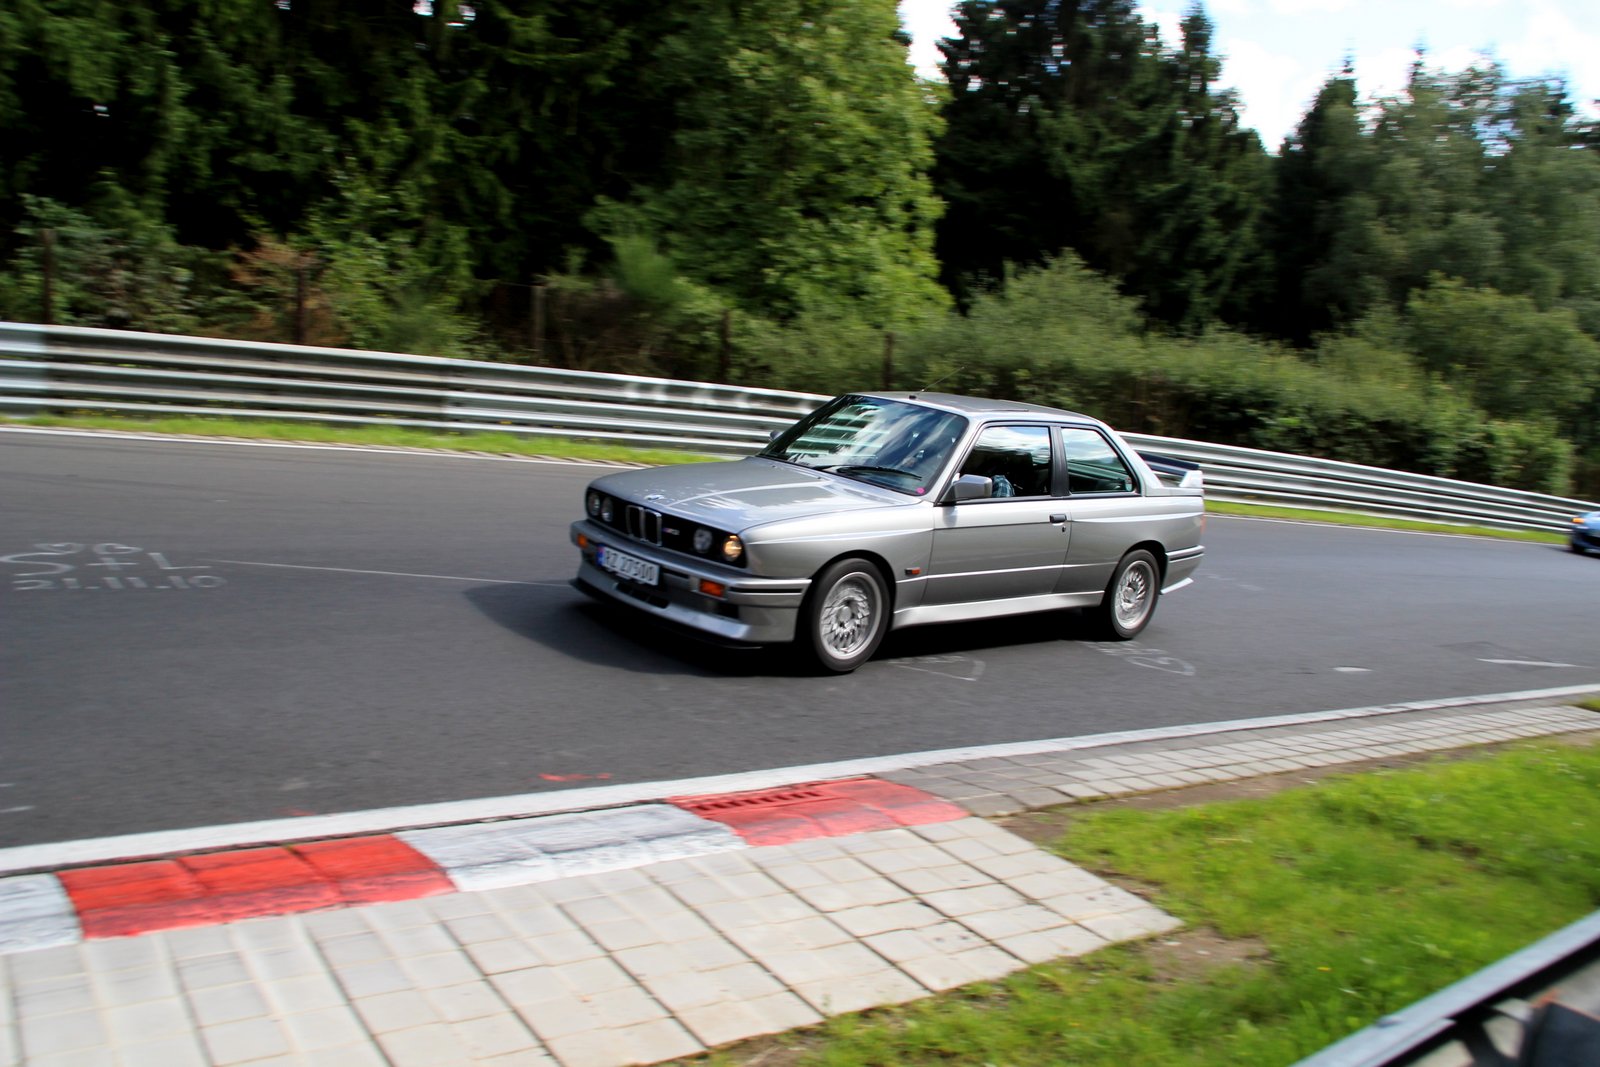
(825, 464), (918, 479)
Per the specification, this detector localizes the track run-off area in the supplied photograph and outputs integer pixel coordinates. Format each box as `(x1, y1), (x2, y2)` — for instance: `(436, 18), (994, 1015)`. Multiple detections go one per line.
(4, 426), (1598, 850)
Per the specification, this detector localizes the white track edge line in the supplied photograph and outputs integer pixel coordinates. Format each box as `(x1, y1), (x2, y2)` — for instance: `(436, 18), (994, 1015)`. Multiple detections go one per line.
(5, 684), (1599, 876)
(0, 426), (622, 467)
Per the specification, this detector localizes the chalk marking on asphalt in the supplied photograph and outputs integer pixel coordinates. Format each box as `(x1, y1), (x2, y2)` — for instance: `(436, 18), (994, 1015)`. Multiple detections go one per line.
(0, 426), (633, 468)
(211, 558), (569, 586)
(5, 683), (1599, 877)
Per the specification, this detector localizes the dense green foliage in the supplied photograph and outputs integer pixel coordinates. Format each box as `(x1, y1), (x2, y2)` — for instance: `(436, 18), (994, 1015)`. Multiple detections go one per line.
(2, 0), (1598, 493)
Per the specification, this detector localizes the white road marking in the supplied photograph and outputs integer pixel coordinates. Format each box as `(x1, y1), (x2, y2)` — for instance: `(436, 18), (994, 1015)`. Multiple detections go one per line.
(1333, 667), (1372, 673)
(212, 558), (568, 586)
(1478, 658), (1590, 669)
(6, 683), (1598, 876)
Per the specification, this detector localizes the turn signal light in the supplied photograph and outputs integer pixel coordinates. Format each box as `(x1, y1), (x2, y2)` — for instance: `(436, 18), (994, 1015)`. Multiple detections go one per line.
(698, 579), (726, 598)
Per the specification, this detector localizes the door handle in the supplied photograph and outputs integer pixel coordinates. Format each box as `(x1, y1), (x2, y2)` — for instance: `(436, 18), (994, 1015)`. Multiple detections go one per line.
(1049, 514), (1067, 524)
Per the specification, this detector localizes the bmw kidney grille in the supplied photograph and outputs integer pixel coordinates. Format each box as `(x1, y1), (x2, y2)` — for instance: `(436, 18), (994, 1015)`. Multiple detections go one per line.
(626, 505), (662, 544)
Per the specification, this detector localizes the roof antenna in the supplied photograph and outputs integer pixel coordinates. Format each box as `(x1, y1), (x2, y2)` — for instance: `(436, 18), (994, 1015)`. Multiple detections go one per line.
(920, 365), (962, 392)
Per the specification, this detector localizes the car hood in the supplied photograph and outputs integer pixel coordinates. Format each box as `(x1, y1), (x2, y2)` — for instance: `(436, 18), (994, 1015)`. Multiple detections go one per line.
(593, 457), (908, 528)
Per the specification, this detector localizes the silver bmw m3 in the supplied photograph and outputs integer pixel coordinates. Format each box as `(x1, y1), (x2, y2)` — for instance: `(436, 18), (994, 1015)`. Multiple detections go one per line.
(571, 392), (1205, 672)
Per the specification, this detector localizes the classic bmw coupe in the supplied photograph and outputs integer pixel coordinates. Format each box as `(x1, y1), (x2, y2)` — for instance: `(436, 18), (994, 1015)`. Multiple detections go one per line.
(571, 392), (1205, 672)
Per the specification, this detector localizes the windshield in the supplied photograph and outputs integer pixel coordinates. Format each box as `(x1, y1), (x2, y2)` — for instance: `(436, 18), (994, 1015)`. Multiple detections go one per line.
(760, 395), (968, 496)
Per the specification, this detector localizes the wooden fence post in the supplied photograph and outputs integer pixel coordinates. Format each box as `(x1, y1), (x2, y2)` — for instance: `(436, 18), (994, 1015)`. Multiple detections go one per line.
(719, 309), (733, 382)
(531, 280), (546, 363)
(294, 257), (309, 344)
(40, 228), (56, 325)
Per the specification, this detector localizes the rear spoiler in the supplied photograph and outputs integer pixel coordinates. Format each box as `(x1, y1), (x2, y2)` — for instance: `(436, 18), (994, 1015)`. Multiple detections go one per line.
(1138, 451), (1204, 489)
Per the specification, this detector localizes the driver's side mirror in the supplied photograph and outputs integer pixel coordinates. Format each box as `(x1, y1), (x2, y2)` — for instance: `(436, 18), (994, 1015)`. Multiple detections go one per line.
(945, 474), (993, 503)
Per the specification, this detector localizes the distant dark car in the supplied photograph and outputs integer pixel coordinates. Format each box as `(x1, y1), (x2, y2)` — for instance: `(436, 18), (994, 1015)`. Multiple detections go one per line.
(570, 392), (1205, 672)
(1572, 510), (1600, 554)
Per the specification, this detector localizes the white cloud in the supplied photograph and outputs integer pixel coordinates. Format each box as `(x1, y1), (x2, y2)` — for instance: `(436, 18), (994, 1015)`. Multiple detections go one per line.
(1216, 37), (1328, 147)
(1500, 0), (1600, 105)
(898, 0), (957, 79)
(1266, 0), (1357, 14)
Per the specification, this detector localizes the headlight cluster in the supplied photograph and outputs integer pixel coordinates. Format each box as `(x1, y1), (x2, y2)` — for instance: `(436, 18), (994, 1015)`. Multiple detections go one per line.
(714, 534), (744, 564)
(586, 489), (614, 524)
(688, 526), (743, 563)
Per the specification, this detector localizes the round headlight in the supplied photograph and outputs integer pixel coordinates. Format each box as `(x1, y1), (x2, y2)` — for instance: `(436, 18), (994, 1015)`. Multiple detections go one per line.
(586, 490), (602, 517)
(693, 528), (714, 554)
(721, 535), (744, 563)
(600, 498), (614, 523)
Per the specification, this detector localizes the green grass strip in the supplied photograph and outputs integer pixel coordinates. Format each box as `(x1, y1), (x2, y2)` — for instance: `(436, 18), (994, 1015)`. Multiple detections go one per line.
(5, 413), (712, 466)
(5, 414), (1575, 543)
(1206, 499), (1567, 544)
(726, 740), (1600, 1066)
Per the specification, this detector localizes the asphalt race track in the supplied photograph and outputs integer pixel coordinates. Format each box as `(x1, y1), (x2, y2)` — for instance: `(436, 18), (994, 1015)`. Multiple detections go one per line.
(4, 428), (1597, 848)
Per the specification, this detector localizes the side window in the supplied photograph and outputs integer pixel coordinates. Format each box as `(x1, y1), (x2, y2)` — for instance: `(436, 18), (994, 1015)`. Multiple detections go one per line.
(1060, 427), (1137, 494)
(959, 425), (1053, 498)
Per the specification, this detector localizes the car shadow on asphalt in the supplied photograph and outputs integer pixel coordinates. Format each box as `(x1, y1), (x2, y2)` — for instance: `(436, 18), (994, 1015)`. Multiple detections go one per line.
(878, 609), (1104, 659)
(464, 581), (1109, 678)
(462, 582), (803, 677)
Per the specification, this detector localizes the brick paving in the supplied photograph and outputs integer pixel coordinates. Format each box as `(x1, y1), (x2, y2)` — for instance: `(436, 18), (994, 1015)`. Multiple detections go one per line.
(2, 697), (1596, 1066)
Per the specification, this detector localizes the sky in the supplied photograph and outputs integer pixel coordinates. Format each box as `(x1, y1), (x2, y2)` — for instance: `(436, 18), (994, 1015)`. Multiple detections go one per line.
(898, 0), (1600, 150)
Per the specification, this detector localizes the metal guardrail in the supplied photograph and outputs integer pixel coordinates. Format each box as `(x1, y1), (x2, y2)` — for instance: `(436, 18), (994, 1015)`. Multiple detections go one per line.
(2, 322), (1596, 530)
(1293, 909), (1600, 1066)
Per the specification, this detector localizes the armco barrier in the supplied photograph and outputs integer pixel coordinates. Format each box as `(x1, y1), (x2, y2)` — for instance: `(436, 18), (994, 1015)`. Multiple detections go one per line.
(2, 322), (1595, 530)
(1293, 909), (1600, 1067)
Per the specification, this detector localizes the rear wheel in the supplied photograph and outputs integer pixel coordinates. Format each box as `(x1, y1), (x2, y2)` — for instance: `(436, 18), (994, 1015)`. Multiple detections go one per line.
(1094, 549), (1160, 640)
(803, 558), (888, 673)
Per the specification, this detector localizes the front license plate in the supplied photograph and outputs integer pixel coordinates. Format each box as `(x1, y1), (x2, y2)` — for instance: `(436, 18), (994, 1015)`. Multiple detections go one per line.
(598, 546), (660, 586)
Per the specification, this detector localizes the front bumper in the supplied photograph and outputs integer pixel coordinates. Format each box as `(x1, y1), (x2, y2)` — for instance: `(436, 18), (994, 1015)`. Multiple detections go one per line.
(570, 520), (811, 644)
(1573, 525), (1600, 552)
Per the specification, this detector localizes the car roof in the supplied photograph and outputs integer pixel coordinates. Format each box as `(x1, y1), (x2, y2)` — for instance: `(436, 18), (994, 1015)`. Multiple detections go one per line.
(864, 391), (1095, 422)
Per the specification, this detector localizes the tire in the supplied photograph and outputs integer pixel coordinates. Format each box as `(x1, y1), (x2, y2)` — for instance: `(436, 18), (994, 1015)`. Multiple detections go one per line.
(1572, 542), (1588, 554)
(1094, 549), (1161, 640)
(802, 558), (889, 673)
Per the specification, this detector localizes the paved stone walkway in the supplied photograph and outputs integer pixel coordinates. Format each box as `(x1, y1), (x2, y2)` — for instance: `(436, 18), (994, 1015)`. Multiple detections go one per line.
(3, 697), (1597, 1067)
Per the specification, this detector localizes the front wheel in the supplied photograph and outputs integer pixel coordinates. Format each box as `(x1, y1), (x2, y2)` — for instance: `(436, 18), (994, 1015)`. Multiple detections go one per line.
(803, 558), (889, 673)
(1094, 549), (1161, 640)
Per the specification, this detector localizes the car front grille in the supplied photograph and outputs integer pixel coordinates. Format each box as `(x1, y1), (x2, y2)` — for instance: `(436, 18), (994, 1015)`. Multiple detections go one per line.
(626, 506), (662, 545)
(591, 494), (742, 565)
